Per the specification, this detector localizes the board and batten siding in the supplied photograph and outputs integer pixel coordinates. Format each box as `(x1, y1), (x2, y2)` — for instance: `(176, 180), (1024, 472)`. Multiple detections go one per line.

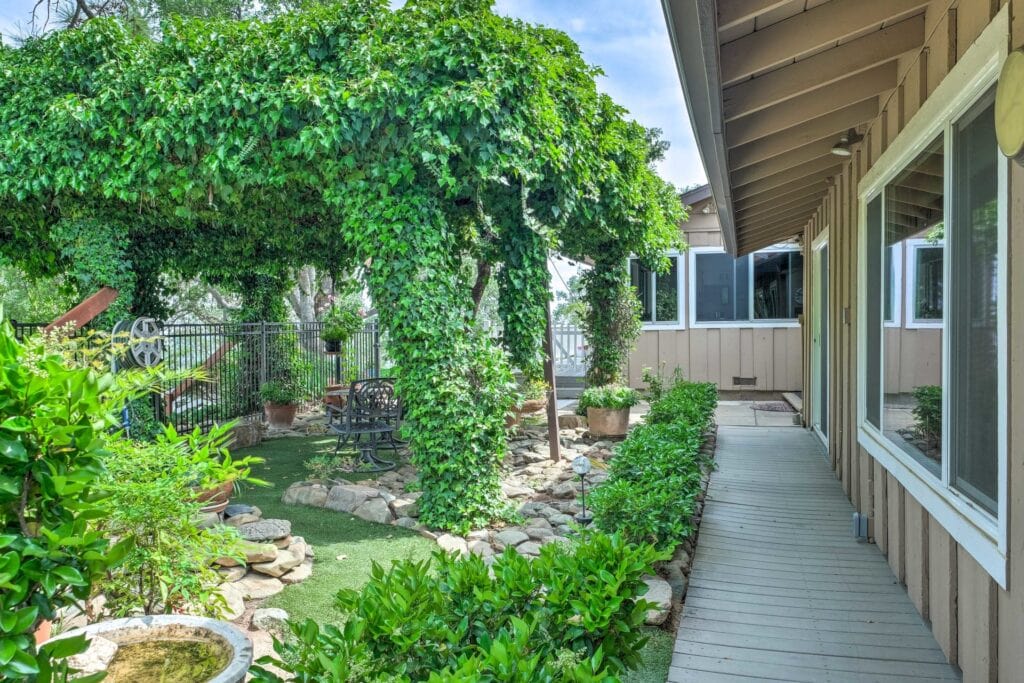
(798, 2), (1021, 679)
(626, 197), (803, 391)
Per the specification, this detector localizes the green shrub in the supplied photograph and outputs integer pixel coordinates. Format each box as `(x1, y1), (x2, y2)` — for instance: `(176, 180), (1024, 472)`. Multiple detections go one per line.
(591, 380), (717, 551)
(912, 385), (942, 444)
(321, 300), (365, 343)
(251, 532), (666, 682)
(576, 385), (640, 415)
(260, 379), (302, 405)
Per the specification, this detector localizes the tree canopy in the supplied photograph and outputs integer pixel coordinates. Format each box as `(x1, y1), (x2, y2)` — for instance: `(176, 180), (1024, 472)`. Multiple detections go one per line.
(0, 0), (682, 529)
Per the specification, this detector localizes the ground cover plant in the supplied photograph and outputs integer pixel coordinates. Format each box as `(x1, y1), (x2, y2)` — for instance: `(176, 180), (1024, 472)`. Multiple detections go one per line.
(250, 532), (665, 682)
(590, 380), (717, 551)
(0, 0), (682, 534)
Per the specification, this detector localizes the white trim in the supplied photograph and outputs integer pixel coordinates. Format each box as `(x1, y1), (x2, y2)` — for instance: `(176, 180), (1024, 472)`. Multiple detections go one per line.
(883, 242), (903, 327)
(688, 245), (802, 329)
(855, 5), (1009, 587)
(631, 252), (686, 331)
(904, 238), (945, 329)
(810, 229), (829, 450)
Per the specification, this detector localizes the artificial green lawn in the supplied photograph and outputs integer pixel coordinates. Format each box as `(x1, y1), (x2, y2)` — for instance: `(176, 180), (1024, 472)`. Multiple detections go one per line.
(233, 435), (674, 682)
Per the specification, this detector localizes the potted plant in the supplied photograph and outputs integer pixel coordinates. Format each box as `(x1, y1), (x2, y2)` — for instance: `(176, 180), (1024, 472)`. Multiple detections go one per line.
(507, 377), (550, 427)
(577, 385), (640, 438)
(321, 299), (364, 355)
(260, 379), (301, 429)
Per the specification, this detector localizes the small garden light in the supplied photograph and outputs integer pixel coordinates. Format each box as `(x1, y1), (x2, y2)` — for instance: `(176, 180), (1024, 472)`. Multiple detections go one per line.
(572, 455), (594, 526)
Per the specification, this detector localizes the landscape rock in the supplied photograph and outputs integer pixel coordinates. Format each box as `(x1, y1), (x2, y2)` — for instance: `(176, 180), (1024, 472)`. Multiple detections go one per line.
(352, 497), (393, 524)
(437, 534), (469, 556)
(281, 560), (313, 585)
(548, 513), (574, 526)
(225, 512), (262, 527)
(238, 519), (291, 542)
(325, 484), (379, 513)
(525, 527), (554, 540)
(282, 483), (330, 508)
(252, 607), (290, 636)
(467, 529), (490, 542)
(287, 538), (309, 561)
(550, 481), (578, 499)
(558, 414), (586, 430)
(218, 565), (247, 582)
(494, 529), (530, 548)
(236, 574), (285, 600)
(501, 482), (535, 498)
(642, 576), (673, 625)
(252, 549), (303, 577)
(468, 540), (494, 557)
(225, 503), (259, 518)
(194, 511), (221, 529)
(390, 494), (421, 518)
(394, 516), (418, 529)
(217, 582), (246, 620)
(515, 541), (542, 557)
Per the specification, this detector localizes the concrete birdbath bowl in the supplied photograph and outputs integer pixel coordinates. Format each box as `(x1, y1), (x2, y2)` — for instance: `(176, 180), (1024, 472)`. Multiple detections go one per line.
(46, 614), (253, 682)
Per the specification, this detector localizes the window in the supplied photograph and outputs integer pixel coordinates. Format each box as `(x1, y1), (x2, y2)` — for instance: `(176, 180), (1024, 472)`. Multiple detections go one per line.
(883, 243), (902, 325)
(691, 247), (801, 325)
(629, 255), (682, 326)
(857, 15), (1007, 585)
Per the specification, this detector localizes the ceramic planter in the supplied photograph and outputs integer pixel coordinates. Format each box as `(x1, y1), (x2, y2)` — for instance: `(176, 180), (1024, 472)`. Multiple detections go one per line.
(195, 480), (234, 514)
(264, 401), (298, 429)
(587, 407), (630, 437)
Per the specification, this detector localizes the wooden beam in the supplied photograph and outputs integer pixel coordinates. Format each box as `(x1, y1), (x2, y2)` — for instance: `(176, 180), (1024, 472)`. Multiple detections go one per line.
(734, 178), (832, 210)
(740, 203), (824, 231)
(717, 0), (792, 32)
(731, 136), (835, 176)
(720, 0), (929, 85)
(738, 226), (806, 254)
(728, 98), (878, 167)
(898, 171), (943, 195)
(732, 162), (841, 201)
(738, 215), (810, 243)
(732, 150), (838, 188)
(45, 287), (119, 334)
(723, 16), (924, 121)
(736, 195), (825, 223)
(727, 64), (897, 146)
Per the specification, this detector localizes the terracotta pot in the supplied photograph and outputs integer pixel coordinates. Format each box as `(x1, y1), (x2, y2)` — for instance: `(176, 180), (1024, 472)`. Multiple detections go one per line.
(34, 619), (52, 646)
(264, 401), (298, 429)
(587, 407), (630, 438)
(324, 384), (348, 409)
(196, 480), (234, 514)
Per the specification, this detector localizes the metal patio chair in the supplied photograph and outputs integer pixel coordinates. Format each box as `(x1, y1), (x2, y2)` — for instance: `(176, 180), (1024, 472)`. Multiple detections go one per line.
(325, 378), (402, 472)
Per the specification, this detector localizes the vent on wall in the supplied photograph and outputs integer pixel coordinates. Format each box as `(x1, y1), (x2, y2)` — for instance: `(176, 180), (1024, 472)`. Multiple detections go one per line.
(732, 376), (757, 386)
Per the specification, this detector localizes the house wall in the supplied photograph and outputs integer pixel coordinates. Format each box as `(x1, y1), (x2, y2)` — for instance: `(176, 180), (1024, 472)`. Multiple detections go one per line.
(626, 197), (803, 391)
(799, 2), (1020, 679)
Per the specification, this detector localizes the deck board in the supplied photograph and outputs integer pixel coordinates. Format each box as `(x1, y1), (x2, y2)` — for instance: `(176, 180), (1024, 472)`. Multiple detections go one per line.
(669, 426), (961, 682)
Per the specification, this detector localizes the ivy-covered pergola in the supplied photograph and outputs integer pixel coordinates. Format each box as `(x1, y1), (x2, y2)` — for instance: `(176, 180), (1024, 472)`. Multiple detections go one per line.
(0, 0), (682, 531)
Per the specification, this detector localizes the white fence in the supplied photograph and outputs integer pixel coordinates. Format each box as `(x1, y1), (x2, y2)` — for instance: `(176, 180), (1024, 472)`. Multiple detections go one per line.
(552, 326), (587, 377)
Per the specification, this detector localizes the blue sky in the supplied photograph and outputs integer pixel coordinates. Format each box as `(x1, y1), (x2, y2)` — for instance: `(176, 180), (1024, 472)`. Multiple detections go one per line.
(0, 0), (703, 189)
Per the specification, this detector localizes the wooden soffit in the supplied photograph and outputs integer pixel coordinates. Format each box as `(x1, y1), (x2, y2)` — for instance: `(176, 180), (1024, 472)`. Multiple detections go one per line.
(663, 0), (927, 255)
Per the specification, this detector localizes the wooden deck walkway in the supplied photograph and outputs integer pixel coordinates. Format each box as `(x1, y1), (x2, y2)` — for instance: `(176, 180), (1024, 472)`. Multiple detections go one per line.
(669, 426), (961, 683)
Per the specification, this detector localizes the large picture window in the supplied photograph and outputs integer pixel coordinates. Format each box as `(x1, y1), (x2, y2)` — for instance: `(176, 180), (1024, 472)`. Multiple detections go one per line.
(629, 255), (682, 326)
(859, 61), (1006, 583)
(691, 247), (802, 325)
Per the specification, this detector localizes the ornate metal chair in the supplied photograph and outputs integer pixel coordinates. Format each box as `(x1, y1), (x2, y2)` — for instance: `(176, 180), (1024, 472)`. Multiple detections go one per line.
(325, 378), (401, 471)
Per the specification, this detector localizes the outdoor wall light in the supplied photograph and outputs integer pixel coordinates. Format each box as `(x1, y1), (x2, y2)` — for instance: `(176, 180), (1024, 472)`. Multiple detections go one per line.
(830, 128), (863, 157)
(572, 455), (594, 526)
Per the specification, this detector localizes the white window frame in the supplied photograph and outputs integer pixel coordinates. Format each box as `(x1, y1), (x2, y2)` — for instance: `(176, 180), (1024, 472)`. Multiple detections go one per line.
(630, 252), (686, 331)
(883, 242), (903, 327)
(856, 6), (1008, 587)
(688, 244), (802, 328)
(904, 238), (945, 329)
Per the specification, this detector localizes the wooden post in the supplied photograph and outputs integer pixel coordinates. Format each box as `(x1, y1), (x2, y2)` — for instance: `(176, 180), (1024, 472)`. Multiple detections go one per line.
(44, 287), (119, 334)
(543, 296), (561, 461)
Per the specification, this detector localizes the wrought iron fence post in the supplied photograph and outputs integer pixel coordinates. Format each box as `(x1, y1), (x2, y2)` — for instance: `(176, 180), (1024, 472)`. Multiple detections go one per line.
(259, 322), (268, 388)
(372, 321), (381, 377)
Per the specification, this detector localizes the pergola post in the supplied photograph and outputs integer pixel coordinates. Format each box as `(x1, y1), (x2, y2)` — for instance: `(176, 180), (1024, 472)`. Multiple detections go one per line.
(543, 294), (561, 461)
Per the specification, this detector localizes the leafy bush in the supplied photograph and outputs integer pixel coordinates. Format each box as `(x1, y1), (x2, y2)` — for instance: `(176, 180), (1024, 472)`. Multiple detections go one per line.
(251, 533), (666, 682)
(96, 436), (245, 618)
(591, 380), (717, 551)
(260, 379), (302, 405)
(0, 321), (164, 678)
(576, 385), (640, 415)
(912, 385), (942, 444)
(321, 300), (365, 343)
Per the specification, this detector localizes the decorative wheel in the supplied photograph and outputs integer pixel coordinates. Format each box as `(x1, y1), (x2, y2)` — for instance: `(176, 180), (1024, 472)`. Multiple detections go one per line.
(113, 317), (163, 367)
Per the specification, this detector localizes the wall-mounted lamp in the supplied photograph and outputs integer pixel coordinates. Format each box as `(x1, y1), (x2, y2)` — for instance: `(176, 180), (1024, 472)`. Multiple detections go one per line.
(830, 129), (863, 157)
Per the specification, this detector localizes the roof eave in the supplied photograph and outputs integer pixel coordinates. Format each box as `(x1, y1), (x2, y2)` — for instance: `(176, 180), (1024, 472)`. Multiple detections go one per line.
(661, 0), (738, 255)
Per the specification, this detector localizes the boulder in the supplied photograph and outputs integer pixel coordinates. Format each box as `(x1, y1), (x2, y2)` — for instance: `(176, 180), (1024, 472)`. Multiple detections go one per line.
(436, 534), (469, 556)
(281, 560), (313, 585)
(642, 576), (673, 625)
(500, 482), (535, 498)
(273, 535), (294, 549)
(282, 483), (330, 508)
(242, 542), (279, 564)
(325, 484), (380, 513)
(550, 481), (578, 499)
(287, 538), (309, 562)
(515, 541), (542, 557)
(541, 535), (570, 546)
(218, 565), (247, 582)
(390, 494), (421, 518)
(252, 549), (303, 578)
(230, 422), (264, 448)
(217, 582), (246, 620)
(236, 574), (285, 600)
(394, 516), (418, 529)
(352, 497), (393, 525)
(525, 527), (554, 540)
(524, 517), (551, 529)
(225, 512), (262, 527)
(238, 519), (291, 543)
(252, 607), (290, 636)
(467, 529), (490, 542)
(548, 513), (575, 526)
(468, 540), (494, 557)
(494, 529), (530, 548)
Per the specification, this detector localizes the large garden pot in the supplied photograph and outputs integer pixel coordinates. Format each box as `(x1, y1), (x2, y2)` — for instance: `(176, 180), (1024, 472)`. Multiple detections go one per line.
(264, 401), (298, 429)
(46, 614), (253, 682)
(587, 407), (630, 438)
(195, 480), (234, 514)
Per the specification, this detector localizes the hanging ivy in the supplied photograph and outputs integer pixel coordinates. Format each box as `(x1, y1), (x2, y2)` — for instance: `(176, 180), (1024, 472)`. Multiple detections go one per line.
(0, 0), (682, 530)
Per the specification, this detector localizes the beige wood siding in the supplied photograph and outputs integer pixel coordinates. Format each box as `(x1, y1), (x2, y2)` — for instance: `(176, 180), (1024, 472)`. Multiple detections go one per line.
(796, 2), (1017, 680)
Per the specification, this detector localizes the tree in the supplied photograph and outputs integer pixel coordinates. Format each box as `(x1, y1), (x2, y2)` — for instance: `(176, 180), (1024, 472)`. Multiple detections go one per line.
(0, 0), (682, 530)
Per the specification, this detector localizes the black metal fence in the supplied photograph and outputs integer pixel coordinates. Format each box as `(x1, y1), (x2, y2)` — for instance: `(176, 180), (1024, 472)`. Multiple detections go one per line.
(10, 319), (381, 433)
